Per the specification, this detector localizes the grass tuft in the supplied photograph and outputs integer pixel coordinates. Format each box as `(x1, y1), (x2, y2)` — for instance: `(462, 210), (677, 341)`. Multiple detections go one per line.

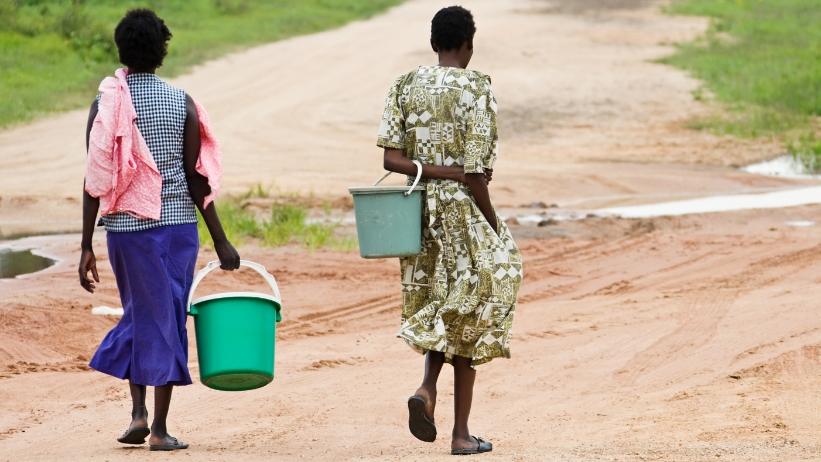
(787, 133), (821, 172)
(197, 200), (259, 249)
(262, 204), (306, 247)
(198, 188), (355, 252)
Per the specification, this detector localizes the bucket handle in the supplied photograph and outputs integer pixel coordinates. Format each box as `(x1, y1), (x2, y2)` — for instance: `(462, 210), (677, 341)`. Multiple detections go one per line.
(187, 260), (282, 313)
(372, 160), (423, 196)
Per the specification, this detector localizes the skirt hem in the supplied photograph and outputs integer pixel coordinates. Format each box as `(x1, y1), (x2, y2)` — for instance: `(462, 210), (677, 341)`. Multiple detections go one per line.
(88, 363), (193, 387)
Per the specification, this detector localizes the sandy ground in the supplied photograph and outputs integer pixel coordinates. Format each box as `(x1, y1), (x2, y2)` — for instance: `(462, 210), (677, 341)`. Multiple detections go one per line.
(4, 209), (821, 461)
(3, 0), (821, 460)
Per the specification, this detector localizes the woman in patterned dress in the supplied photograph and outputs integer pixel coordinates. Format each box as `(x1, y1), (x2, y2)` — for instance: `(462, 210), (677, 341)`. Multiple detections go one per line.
(78, 9), (240, 451)
(377, 6), (522, 455)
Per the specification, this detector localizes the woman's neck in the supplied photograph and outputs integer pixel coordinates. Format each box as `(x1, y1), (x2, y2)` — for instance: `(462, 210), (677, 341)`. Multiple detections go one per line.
(436, 53), (464, 69)
(127, 67), (157, 74)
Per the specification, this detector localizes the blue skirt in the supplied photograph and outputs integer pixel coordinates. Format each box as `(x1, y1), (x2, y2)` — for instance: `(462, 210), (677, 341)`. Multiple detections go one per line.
(89, 223), (198, 386)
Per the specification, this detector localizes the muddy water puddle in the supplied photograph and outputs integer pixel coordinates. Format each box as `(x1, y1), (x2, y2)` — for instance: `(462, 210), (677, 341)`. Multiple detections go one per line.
(503, 157), (821, 223)
(0, 248), (56, 279)
(741, 155), (820, 179)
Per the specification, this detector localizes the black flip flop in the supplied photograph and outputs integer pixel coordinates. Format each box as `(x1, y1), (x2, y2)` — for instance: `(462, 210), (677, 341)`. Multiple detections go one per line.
(407, 395), (436, 442)
(451, 436), (492, 455)
(149, 437), (189, 451)
(117, 426), (150, 445)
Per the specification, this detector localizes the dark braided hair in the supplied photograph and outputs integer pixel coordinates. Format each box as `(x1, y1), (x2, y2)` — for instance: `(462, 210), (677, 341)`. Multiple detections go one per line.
(430, 6), (476, 51)
(114, 9), (172, 72)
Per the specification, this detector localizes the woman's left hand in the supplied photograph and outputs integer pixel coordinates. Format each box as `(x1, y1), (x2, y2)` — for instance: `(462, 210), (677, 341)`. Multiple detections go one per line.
(79, 248), (99, 293)
(214, 239), (240, 271)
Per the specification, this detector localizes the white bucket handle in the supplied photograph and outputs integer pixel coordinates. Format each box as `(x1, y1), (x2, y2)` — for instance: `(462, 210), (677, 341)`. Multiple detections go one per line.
(372, 160), (423, 196)
(187, 260), (282, 313)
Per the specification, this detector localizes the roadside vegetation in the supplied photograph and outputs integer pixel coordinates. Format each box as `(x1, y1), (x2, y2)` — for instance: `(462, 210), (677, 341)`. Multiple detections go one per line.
(662, 0), (821, 170)
(197, 186), (356, 252)
(0, 0), (404, 128)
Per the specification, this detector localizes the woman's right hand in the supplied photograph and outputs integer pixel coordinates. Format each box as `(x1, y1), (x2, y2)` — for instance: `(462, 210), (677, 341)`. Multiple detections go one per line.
(79, 248), (99, 293)
(214, 239), (240, 271)
(455, 168), (492, 185)
(483, 168), (493, 185)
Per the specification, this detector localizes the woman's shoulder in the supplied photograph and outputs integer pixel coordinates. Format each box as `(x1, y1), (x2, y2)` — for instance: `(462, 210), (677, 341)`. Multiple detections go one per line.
(160, 79), (186, 98)
(461, 68), (492, 86)
(391, 68), (419, 87)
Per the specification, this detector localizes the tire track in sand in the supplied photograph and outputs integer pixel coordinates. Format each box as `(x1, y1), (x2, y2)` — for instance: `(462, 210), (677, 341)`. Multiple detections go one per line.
(615, 243), (821, 388)
(278, 294), (400, 339)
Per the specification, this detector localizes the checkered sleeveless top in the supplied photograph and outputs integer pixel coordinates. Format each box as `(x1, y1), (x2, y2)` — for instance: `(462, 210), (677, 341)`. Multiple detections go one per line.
(99, 73), (198, 233)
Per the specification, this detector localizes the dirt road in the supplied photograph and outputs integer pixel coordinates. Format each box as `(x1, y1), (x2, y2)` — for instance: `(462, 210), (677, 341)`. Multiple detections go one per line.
(2, 0), (821, 460)
(3, 207), (821, 461)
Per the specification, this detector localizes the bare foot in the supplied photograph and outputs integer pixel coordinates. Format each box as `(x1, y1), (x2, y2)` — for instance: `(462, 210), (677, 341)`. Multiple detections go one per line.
(451, 435), (479, 451)
(117, 413), (150, 444)
(451, 435), (492, 454)
(129, 416), (149, 430)
(413, 385), (437, 422)
(149, 433), (186, 447)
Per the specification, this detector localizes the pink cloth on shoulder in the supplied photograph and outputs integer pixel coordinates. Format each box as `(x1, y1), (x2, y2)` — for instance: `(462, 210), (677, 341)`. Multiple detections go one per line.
(85, 68), (161, 219)
(85, 69), (222, 218)
(193, 100), (221, 210)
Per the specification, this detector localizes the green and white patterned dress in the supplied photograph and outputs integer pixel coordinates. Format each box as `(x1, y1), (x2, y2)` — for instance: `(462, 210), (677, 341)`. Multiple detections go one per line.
(377, 66), (523, 367)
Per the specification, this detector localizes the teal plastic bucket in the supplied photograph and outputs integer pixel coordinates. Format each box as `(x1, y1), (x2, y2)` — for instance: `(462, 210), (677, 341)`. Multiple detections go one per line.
(187, 260), (282, 392)
(349, 162), (424, 259)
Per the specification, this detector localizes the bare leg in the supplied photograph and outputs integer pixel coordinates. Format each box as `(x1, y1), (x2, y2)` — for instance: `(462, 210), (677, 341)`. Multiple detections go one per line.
(451, 355), (478, 451)
(128, 381), (148, 429)
(148, 384), (178, 446)
(414, 350), (445, 420)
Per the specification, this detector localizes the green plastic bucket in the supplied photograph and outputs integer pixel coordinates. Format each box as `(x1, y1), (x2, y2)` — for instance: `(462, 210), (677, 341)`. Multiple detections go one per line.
(349, 161), (425, 259)
(187, 260), (282, 391)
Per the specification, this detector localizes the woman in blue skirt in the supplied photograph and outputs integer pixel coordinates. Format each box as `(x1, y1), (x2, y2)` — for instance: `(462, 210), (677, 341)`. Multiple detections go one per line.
(78, 9), (239, 451)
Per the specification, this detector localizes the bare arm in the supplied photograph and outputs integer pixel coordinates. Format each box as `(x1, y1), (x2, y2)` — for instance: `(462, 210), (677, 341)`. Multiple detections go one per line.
(466, 173), (498, 234)
(383, 148), (467, 183)
(79, 100), (100, 293)
(383, 149), (493, 184)
(183, 94), (240, 271)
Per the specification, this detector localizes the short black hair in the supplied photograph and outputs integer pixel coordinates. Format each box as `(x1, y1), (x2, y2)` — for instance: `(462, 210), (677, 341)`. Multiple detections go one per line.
(114, 9), (172, 71)
(430, 6), (476, 52)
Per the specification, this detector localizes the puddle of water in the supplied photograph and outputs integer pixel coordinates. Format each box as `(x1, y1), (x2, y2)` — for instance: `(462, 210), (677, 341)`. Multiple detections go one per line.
(512, 213), (585, 226)
(0, 248), (57, 279)
(594, 186), (821, 219)
(499, 157), (821, 225)
(741, 155), (819, 179)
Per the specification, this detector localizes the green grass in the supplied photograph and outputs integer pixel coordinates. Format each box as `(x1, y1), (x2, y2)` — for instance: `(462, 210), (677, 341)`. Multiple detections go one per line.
(197, 200), (260, 247)
(0, 0), (404, 127)
(662, 0), (821, 167)
(197, 190), (356, 252)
